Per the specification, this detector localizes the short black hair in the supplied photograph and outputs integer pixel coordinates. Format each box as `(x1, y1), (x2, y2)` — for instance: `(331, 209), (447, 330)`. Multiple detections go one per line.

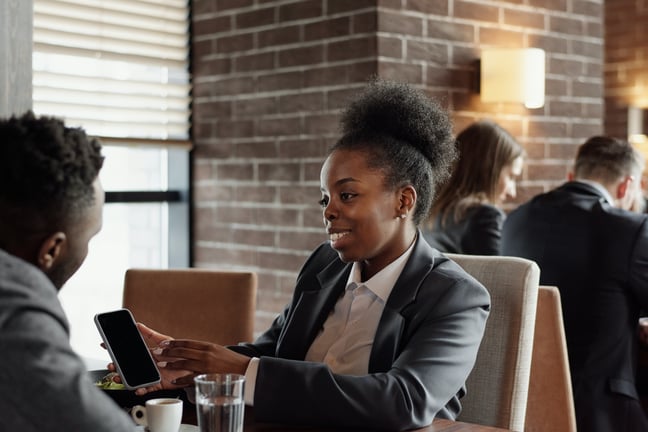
(331, 78), (456, 225)
(0, 111), (104, 244)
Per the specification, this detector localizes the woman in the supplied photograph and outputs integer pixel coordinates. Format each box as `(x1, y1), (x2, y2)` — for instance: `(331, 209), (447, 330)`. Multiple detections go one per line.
(132, 80), (490, 431)
(424, 120), (525, 255)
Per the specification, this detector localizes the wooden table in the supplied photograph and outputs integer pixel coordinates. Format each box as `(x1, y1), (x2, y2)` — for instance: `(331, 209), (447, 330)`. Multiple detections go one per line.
(243, 417), (510, 431)
(183, 407), (511, 432)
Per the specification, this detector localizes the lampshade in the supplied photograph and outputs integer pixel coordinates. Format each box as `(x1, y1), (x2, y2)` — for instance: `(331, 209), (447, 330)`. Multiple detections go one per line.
(629, 106), (648, 160)
(480, 48), (546, 109)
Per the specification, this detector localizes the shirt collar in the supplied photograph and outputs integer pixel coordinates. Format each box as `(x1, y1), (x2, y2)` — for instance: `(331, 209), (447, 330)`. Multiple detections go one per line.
(572, 179), (615, 205)
(345, 237), (417, 302)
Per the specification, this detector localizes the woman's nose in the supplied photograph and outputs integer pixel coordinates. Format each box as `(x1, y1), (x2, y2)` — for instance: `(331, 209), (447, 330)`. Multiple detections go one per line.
(324, 202), (337, 221)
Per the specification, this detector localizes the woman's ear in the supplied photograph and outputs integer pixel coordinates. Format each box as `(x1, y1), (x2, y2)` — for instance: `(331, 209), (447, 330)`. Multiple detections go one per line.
(398, 185), (417, 215)
(37, 232), (67, 271)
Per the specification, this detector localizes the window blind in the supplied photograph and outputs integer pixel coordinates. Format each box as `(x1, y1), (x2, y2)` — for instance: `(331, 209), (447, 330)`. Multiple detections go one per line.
(33, 0), (191, 143)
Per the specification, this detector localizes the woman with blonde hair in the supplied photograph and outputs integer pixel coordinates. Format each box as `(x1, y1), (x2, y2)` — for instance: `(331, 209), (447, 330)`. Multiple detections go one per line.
(424, 120), (525, 255)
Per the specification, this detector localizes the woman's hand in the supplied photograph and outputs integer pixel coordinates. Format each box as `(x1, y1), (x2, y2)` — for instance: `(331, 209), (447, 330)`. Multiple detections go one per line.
(153, 339), (252, 387)
(105, 322), (194, 395)
(137, 322), (172, 347)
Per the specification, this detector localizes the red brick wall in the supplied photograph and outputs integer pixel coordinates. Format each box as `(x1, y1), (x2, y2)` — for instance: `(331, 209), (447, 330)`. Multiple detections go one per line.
(604, 0), (648, 139)
(191, 0), (604, 332)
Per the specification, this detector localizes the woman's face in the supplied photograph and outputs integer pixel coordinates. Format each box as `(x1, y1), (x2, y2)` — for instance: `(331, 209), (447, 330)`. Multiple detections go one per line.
(319, 149), (414, 279)
(496, 155), (524, 204)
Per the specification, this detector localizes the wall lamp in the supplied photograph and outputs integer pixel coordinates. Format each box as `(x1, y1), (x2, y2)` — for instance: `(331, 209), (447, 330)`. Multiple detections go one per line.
(628, 106), (648, 162)
(480, 48), (546, 109)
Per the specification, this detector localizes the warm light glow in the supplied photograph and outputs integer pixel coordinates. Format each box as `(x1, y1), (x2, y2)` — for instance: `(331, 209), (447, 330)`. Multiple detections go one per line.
(480, 48), (546, 109)
(629, 107), (648, 162)
(630, 134), (648, 146)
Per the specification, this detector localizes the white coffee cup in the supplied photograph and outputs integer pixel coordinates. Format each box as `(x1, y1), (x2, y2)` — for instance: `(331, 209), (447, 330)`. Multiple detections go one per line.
(131, 398), (183, 432)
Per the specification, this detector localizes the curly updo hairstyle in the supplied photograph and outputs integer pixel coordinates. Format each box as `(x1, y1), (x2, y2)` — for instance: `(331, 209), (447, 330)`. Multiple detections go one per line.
(0, 111), (104, 245)
(331, 78), (457, 226)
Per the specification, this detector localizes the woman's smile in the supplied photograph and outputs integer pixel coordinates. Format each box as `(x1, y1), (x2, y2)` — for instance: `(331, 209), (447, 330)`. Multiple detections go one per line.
(328, 230), (351, 248)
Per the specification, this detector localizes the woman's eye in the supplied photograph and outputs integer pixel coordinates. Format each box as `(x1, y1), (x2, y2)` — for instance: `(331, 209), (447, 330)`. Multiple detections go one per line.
(340, 193), (354, 200)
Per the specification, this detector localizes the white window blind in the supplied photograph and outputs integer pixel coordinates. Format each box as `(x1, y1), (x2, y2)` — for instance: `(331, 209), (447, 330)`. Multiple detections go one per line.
(33, 0), (191, 143)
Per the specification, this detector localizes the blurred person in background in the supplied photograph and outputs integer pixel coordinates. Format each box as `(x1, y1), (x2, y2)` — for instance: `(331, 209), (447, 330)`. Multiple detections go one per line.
(502, 136), (648, 432)
(423, 120), (525, 255)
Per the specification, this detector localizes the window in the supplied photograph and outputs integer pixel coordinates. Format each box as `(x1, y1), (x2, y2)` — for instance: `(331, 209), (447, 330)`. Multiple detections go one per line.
(32, 0), (191, 361)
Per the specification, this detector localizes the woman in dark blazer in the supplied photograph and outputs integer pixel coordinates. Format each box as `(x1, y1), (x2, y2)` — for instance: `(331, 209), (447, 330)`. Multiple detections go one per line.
(133, 80), (490, 431)
(423, 120), (525, 255)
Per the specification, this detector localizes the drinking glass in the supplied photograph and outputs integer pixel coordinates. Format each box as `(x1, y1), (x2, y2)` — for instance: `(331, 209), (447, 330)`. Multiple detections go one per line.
(194, 373), (245, 432)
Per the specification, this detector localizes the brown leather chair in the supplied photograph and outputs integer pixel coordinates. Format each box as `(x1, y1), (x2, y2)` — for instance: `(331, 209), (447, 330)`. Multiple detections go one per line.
(122, 268), (257, 345)
(525, 285), (577, 432)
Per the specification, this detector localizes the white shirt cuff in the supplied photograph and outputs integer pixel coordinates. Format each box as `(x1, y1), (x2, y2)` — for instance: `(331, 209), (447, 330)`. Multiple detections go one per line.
(244, 357), (259, 406)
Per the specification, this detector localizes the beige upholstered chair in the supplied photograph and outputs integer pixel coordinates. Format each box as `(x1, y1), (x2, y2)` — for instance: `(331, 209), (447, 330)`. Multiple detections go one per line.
(446, 253), (540, 432)
(525, 285), (577, 432)
(122, 268), (257, 346)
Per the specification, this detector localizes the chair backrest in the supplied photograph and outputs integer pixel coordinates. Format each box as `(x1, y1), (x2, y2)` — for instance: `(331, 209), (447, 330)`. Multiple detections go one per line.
(446, 253), (539, 432)
(122, 268), (257, 346)
(525, 285), (576, 432)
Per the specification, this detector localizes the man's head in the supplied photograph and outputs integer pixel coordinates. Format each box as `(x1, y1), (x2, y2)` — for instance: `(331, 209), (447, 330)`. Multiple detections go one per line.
(0, 111), (104, 289)
(572, 136), (645, 210)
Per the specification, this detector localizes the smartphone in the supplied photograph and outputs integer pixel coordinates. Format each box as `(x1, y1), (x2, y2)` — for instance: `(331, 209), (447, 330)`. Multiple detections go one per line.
(94, 308), (161, 390)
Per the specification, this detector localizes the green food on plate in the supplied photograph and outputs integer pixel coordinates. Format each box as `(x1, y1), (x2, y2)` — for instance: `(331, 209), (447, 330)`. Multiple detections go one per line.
(95, 372), (125, 390)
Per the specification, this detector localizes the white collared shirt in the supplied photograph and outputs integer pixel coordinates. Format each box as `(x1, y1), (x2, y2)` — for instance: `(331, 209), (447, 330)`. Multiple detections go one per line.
(243, 239), (416, 404)
(304, 242), (415, 375)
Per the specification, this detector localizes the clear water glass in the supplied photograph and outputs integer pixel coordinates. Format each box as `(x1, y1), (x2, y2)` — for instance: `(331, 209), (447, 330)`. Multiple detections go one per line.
(194, 373), (245, 432)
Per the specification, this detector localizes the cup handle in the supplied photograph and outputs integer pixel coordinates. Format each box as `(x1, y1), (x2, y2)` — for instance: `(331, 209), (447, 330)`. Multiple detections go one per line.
(130, 404), (148, 426)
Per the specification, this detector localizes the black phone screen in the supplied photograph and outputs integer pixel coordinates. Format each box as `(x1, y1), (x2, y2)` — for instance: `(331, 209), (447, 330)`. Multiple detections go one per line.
(94, 309), (160, 389)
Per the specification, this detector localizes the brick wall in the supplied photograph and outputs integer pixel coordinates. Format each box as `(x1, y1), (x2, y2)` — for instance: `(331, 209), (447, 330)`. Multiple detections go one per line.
(191, 0), (604, 333)
(604, 0), (648, 139)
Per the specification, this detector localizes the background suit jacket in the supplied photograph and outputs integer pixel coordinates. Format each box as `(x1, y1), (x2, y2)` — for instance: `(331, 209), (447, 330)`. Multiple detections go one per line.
(423, 204), (505, 255)
(502, 181), (648, 432)
(230, 234), (490, 431)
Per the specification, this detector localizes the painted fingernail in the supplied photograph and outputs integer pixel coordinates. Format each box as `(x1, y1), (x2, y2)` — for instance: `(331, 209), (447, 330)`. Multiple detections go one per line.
(152, 348), (163, 355)
(160, 340), (171, 347)
(157, 361), (167, 367)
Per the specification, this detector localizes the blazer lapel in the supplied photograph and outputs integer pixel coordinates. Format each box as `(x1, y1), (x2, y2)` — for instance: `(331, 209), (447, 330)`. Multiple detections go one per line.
(369, 235), (439, 372)
(276, 258), (351, 360)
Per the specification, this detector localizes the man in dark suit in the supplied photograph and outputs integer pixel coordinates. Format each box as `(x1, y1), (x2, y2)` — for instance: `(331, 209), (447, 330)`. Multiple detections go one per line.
(502, 136), (648, 432)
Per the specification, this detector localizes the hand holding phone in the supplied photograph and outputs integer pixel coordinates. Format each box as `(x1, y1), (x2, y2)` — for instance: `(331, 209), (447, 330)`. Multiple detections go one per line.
(94, 308), (161, 390)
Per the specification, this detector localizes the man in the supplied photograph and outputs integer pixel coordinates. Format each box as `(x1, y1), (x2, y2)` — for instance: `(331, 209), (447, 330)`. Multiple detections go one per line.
(0, 112), (137, 431)
(502, 136), (648, 432)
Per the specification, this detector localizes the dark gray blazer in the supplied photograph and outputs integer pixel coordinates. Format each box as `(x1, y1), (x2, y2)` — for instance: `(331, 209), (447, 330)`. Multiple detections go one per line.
(231, 234), (490, 431)
(0, 249), (137, 432)
(502, 181), (648, 432)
